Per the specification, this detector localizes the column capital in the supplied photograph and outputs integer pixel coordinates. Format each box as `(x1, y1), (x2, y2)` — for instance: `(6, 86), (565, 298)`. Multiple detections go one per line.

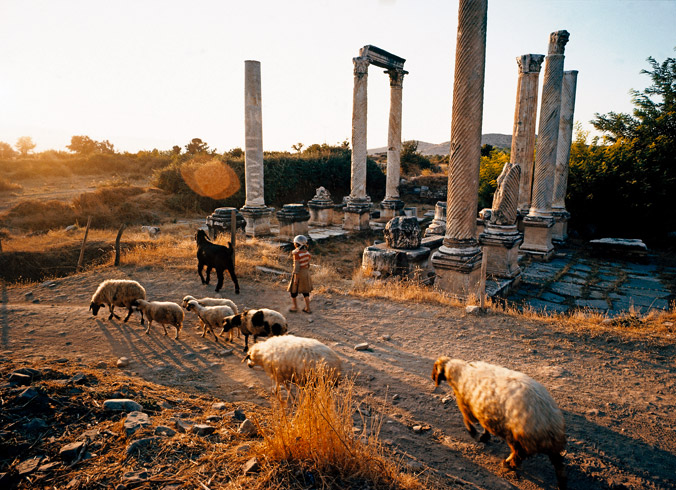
(516, 54), (545, 74)
(548, 30), (570, 55)
(353, 56), (370, 77)
(385, 68), (407, 88)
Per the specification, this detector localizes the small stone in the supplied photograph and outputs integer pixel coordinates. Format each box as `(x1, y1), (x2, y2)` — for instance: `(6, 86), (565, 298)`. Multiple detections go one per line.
(37, 461), (61, 473)
(126, 437), (159, 456)
(124, 411), (151, 436)
(32, 298), (40, 304)
(103, 399), (143, 412)
(192, 424), (216, 437)
(173, 419), (194, 434)
(68, 373), (87, 385)
(238, 419), (258, 437)
(24, 418), (48, 432)
(663, 321), (674, 327)
(117, 357), (130, 368)
(96, 361), (107, 369)
(212, 402), (228, 410)
(155, 426), (177, 437)
(16, 456), (43, 475)
(226, 409), (246, 421)
(206, 415), (221, 423)
(159, 401), (173, 410)
(9, 372), (32, 386)
(60, 441), (86, 461)
(354, 343), (370, 351)
(14, 367), (42, 379)
(441, 396), (453, 404)
(18, 387), (39, 400)
(412, 425), (423, 433)
(219, 349), (234, 357)
(122, 470), (150, 483)
(587, 409), (600, 417)
(308, 318), (314, 323)
(381, 334), (391, 341)
(465, 305), (481, 315)
(236, 443), (252, 456)
(25, 291), (34, 298)
(601, 318), (613, 325)
(242, 457), (260, 475)
(392, 394), (400, 400)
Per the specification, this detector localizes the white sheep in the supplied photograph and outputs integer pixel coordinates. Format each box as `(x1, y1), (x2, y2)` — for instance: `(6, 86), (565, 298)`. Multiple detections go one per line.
(181, 295), (238, 313)
(244, 335), (342, 393)
(432, 357), (567, 489)
(89, 279), (146, 324)
(222, 308), (288, 352)
(184, 300), (235, 341)
(131, 299), (184, 339)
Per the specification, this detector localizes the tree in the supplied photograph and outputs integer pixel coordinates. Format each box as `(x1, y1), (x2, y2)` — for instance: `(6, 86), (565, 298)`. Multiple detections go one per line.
(67, 135), (115, 155)
(15, 136), (36, 156)
(0, 142), (17, 159)
(400, 140), (432, 176)
(291, 142), (304, 153)
(185, 138), (209, 155)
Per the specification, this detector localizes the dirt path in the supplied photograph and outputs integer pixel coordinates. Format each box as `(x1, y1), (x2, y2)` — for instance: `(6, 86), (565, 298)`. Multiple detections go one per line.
(1, 268), (675, 489)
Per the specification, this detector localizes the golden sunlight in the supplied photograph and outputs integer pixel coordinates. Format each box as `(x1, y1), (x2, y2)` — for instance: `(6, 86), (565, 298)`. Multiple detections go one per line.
(180, 158), (240, 199)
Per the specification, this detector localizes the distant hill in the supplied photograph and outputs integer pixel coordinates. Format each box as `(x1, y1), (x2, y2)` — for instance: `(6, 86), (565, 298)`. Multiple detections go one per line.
(368, 133), (512, 156)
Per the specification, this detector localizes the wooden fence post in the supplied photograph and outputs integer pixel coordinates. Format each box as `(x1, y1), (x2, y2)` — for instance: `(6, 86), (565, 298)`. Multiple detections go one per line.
(114, 224), (127, 266)
(76, 216), (92, 272)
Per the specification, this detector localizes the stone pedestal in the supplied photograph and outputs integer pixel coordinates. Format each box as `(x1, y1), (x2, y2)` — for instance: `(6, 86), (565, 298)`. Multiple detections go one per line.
(425, 201), (446, 237)
(479, 224), (522, 280)
(432, 245), (483, 299)
(276, 204), (310, 242)
(551, 210), (570, 244)
(206, 207), (246, 239)
(379, 198), (405, 221)
(362, 244), (431, 278)
(308, 187), (334, 226)
(343, 199), (370, 231)
(521, 215), (555, 260)
(240, 205), (274, 237)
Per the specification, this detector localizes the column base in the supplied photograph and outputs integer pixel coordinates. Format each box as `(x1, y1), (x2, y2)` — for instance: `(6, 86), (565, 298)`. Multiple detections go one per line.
(343, 199), (371, 231)
(277, 204), (311, 242)
(240, 205), (274, 237)
(308, 204), (334, 226)
(520, 214), (555, 260)
(479, 224), (523, 280)
(431, 245), (483, 300)
(379, 198), (405, 222)
(362, 243), (431, 278)
(551, 209), (570, 244)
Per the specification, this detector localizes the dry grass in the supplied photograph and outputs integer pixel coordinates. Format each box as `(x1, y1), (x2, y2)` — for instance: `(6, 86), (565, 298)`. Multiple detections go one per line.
(0, 177), (22, 192)
(252, 368), (428, 490)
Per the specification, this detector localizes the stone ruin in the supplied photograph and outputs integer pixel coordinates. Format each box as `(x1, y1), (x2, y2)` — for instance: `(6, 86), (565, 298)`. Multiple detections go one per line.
(307, 187), (334, 226)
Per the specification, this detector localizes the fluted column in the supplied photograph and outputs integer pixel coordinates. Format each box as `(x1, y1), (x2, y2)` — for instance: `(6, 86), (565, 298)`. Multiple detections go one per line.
(512, 54), (545, 216)
(431, 0), (487, 299)
(521, 30), (569, 259)
(381, 68), (406, 221)
(552, 70), (579, 243)
(344, 56), (371, 230)
(240, 60), (273, 236)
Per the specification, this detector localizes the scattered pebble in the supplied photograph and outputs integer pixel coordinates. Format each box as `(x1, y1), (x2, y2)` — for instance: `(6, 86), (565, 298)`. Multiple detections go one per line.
(155, 425), (177, 437)
(465, 305), (481, 315)
(238, 419), (258, 437)
(354, 343), (370, 351)
(124, 411), (151, 436)
(117, 357), (130, 368)
(103, 399), (143, 412)
(242, 457), (260, 475)
(381, 334), (391, 341)
(192, 424), (216, 437)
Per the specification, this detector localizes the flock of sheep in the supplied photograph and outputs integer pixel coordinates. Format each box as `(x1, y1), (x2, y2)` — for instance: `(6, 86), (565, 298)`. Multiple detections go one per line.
(88, 276), (568, 489)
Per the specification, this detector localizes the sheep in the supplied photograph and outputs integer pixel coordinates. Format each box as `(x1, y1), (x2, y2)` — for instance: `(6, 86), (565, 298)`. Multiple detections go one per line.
(244, 335), (342, 394)
(221, 308), (288, 352)
(184, 300), (235, 341)
(89, 279), (146, 324)
(195, 229), (240, 294)
(131, 299), (184, 339)
(181, 295), (238, 313)
(432, 357), (567, 489)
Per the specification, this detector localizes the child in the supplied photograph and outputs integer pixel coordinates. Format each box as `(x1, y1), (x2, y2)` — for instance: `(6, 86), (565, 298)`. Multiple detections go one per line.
(288, 234), (313, 313)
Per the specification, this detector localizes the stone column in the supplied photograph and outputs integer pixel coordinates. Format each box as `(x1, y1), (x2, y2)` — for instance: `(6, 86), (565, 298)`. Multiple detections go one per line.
(276, 204), (310, 242)
(479, 162), (523, 282)
(308, 186), (334, 226)
(512, 54), (545, 221)
(344, 56), (371, 231)
(552, 70), (579, 243)
(380, 68), (407, 221)
(240, 60), (273, 236)
(521, 30), (570, 259)
(431, 0), (487, 300)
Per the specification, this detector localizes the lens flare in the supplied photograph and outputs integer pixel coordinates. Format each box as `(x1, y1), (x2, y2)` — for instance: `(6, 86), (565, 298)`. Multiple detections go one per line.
(180, 158), (240, 199)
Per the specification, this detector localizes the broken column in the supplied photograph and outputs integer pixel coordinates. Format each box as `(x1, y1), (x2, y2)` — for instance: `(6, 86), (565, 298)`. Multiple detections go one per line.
(362, 216), (430, 278)
(521, 30), (570, 259)
(240, 60), (274, 236)
(344, 56), (371, 231)
(276, 204), (310, 242)
(552, 70), (579, 243)
(425, 201), (447, 237)
(431, 0), (487, 299)
(479, 162), (523, 281)
(308, 187), (334, 226)
(380, 68), (406, 221)
(512, 54), (546, 223)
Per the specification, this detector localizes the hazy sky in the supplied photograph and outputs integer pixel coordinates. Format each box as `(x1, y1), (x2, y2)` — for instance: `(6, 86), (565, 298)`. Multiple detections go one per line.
(1, 0), (674, 153)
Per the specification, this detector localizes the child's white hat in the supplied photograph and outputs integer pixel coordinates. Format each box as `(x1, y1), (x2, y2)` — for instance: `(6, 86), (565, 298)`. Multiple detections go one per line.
(293, 235), (308, 245)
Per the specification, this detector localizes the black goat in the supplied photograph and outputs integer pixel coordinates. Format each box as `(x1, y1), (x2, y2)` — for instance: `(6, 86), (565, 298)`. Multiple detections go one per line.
(195, 229), (240, 294)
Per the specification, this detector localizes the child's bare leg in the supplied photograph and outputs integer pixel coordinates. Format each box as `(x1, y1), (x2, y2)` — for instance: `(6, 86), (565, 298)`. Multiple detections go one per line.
(290, 295), (299, 312)
(303, 295), (311, 313)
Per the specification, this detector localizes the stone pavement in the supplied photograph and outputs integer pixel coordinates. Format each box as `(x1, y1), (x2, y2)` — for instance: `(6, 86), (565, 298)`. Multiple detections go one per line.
(503, 248), (676, 316)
